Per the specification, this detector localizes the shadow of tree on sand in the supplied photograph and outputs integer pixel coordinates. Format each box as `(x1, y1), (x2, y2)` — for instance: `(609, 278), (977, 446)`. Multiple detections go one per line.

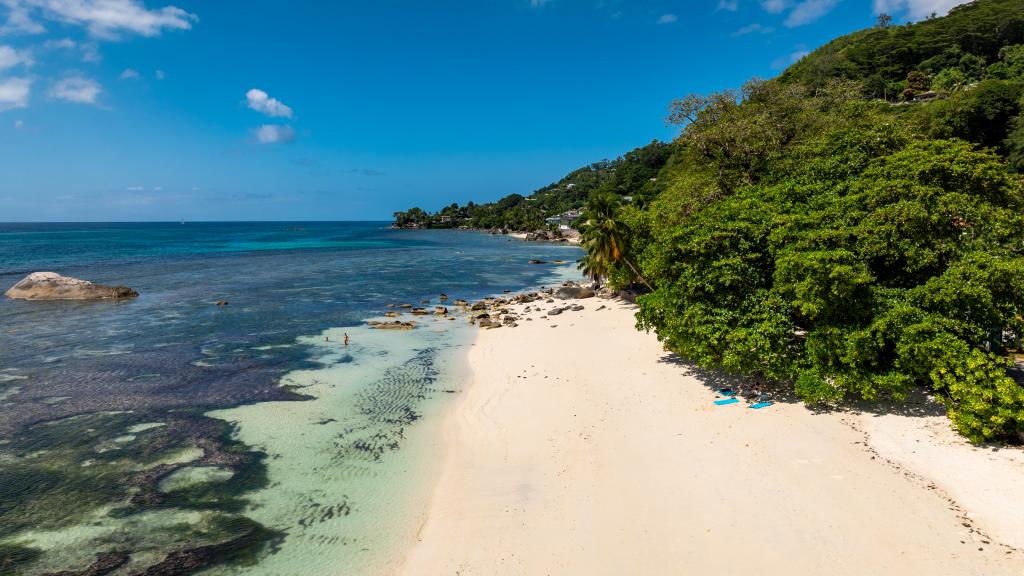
(656, 350), (948, 419)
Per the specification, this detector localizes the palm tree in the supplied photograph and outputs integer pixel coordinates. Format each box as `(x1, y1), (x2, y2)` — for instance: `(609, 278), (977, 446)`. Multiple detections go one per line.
(577, 193), (652, 290)
(578, 251), (609, 282)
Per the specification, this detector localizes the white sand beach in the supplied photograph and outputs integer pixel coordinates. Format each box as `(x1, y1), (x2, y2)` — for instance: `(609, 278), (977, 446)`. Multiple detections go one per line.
(399, 299), (1024, 575)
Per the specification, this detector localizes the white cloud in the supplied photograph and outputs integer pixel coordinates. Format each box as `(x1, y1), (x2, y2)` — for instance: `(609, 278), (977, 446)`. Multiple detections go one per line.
(0, 76), (31, 110)
(48, 75), (100, 104)
(154, 69), (164, 79)
(152, 185), (162, 191)
(733, 23), (775, 36)
(657, 13), (678, 24)
(125, 185), (144, 191)
(0, 0), (198, 38)
(0, 2), (44, 33)
(80, 41), (99, 62)
(784, 0), (838, 27)
(760, 0), (790, 13)
(0, 45), (32, 70)
(718, 0), (739, 11)
(246, 88), (292, 118)
(873, 0), (966, 21)
(771, 46), (810, 69)
(13, 118), (23, 128)
(42, 37), (75, 49)
(119, 67), (139, 79)
(529, 0), (551, 7)
(41, 37), (100, 62)
(254, 124), (295, 144)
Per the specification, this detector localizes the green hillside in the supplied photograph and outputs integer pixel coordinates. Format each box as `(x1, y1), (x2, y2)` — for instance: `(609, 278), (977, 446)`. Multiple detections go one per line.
(395, 0), (1024, 442)
(780, 0), (1024, 99)
(392, 141), (672, 230)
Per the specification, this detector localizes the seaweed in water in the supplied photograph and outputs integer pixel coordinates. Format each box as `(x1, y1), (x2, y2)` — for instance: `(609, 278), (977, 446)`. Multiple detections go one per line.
(0, 410), (281, 575)
(0, 543), (42, 575)
(333, 347), (440, 463)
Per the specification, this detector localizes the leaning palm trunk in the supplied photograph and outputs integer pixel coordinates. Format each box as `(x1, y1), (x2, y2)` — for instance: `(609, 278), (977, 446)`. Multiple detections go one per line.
(620, 256), (653, 291)
(578, 191), (653, 291)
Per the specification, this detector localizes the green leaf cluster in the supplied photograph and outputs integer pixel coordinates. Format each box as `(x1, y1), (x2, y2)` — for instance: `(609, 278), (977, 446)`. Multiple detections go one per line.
(394, 0), (1024, 443)
(637, 95), (1024, 442)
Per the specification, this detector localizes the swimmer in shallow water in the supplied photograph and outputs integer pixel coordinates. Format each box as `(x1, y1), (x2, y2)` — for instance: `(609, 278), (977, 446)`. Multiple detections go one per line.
(344, 333), (350, 346)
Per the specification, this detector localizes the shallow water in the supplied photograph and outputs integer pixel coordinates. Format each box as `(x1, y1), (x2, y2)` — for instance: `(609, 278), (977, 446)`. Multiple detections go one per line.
(0, 222), (582, 574)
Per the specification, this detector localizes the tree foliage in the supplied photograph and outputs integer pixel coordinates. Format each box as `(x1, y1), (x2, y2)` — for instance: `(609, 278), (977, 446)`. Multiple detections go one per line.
(392, 141), (672, 231)
(576, 193), (650, 288)
(779, 0), (1024, 98)
(396, 0), (1024, 443)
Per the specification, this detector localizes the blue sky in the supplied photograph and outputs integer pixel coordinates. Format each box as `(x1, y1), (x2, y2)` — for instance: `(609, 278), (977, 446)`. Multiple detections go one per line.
(0, 0), (968, 221)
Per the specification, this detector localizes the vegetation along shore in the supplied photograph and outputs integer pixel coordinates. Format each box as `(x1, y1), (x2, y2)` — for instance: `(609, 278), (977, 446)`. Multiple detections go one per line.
(396, 0), (1024, 445)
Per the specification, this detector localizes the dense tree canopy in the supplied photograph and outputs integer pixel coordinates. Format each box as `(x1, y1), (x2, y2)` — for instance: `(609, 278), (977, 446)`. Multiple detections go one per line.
(392, 141), (672, 230)
(395, 0), (1024, 442)
(780, 0), (1024, 99)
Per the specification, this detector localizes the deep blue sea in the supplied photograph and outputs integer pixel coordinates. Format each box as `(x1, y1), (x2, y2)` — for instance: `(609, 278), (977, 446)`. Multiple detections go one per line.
(0, 222), (582, 575)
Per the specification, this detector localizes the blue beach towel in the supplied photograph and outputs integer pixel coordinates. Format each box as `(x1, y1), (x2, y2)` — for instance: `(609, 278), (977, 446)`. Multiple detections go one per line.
(714, 398), (740, 406)
(749, 402), (774, 409)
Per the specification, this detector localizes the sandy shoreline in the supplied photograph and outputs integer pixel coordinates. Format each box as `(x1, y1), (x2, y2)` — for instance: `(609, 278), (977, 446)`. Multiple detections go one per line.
(398, 298), (1024, 575)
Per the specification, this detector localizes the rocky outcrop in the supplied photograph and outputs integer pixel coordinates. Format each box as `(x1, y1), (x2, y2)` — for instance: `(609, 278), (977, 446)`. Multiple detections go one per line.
(371, 321), (416, 330)
(554, 283), (595, 300)
(4, 272), (138, 301)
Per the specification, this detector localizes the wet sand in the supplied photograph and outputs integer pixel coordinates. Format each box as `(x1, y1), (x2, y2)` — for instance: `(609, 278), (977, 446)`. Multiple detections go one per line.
(399, 299), (1024, 575)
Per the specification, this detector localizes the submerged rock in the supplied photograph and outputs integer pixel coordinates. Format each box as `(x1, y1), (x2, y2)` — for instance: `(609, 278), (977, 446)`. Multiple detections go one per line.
(372, 321), (416, 330)
(4, 272), (138, 301)
(158, 466), (234, 493)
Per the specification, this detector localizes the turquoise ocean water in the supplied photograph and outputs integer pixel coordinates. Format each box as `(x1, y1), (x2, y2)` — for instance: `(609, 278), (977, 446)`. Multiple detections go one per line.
(0, 222), (582, 575)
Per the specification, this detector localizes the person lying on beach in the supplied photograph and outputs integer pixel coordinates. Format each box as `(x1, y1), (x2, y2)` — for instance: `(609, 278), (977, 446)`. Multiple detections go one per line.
(749, 383), (773, 403)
